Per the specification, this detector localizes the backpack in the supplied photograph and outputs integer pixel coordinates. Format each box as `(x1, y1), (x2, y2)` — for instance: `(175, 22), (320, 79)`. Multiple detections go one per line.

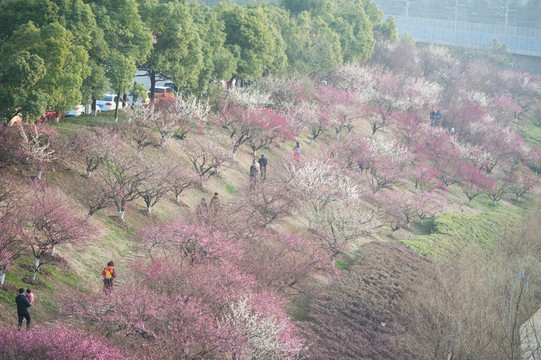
(103, 267), (114, 280)
(295, 146), (301, 154)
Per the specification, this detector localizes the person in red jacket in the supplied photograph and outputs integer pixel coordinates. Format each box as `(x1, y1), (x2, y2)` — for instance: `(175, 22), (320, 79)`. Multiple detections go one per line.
(102, 261), (116, 295)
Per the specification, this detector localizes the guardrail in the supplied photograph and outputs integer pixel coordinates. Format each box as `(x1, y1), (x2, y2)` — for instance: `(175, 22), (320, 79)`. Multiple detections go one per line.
(391, 15), (541, 57)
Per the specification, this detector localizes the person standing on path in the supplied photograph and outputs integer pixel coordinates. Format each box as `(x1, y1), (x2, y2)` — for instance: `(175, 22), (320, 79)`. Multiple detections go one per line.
(249, 159), (259, 189)
(102, 261), (116, 295)
(258, 154), (267, 181)
(209, 192), (221, 215)
(16, 288), (31, 330)
(293, 142), (301, 162)
(195, 197), (208, 219)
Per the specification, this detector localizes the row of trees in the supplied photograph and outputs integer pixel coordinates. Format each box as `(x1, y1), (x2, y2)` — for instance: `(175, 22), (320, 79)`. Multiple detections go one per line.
(0, 0), (397, 123)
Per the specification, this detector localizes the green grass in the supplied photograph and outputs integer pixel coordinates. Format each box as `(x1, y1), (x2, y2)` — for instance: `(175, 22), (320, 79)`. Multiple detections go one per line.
(400, 207), (521, 258)
(225, 184), (237, 195)
(334, 259), (350, 271)
(521, 117), (541, 148)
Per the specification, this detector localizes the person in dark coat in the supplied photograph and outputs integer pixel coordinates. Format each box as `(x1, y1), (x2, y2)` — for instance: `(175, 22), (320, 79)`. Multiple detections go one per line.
(258, 154), (268, 181)
(16, 288), (31, 330)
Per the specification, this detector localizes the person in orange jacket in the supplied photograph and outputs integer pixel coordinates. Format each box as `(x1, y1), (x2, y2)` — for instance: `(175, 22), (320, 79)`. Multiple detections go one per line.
(102, 261), (116, 295)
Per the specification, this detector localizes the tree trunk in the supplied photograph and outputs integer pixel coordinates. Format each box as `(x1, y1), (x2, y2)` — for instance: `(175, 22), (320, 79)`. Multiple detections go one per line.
(118, 210), (125, 220)
(50, 245), (55, 256)
(54, 114), (60, 123)
(147, 205), (152, 214)
(176, 194), (180, 203)
(85, 213), (91, 222)
(92, 99), (98, 117)
(37, 169), (42, 180)
(32, 258), (39, 280)
(231, 150), (236, 160)
(391, 230), (395, 237)
(86, 169), (92, 178)
(0, 272), (5, 285)
(114, 92), (120, 122)
(407, 222), (410, 229)
(149, 71), (156, 101)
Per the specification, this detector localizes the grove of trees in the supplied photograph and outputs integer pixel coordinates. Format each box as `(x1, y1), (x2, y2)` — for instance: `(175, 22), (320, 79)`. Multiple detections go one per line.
(0, 0), (541, 358)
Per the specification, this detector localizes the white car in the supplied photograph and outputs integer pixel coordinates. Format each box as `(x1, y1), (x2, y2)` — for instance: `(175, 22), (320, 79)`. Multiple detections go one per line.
(97, 94), (122, 112)
(65, 104), (86, 117)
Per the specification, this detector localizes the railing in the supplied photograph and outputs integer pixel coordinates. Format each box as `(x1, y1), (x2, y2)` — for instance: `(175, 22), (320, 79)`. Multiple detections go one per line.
(391, 15), (541, 57)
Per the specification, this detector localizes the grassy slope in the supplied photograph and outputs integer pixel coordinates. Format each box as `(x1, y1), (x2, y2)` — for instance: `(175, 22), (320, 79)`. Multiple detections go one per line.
(1, 105), (539, 331)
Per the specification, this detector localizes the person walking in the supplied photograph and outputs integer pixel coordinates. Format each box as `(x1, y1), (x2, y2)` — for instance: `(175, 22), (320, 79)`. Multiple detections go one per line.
(293, 142), (301, 162)
(258, 154), (268, 181)
(16, 288), (31, 330)
(102, 261), (116, 295)
(195, 197), (208, 219)
(209, 192), (221, 215)
(249, 159), (259, 189)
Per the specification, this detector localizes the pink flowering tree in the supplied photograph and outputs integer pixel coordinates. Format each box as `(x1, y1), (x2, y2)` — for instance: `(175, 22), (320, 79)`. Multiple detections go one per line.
(391, 111), (423, 146)
(100, 151), (152, 220)
(0, 325), (133, 360)
(506, 166), (538, 202)
(490, 93), (523, 124)
(315, 85), (364, 137)
(72, 127), (119, 178)
(181, 135), (234, 186)
(18, 123), (58, 180)
(331, 135), (371, 170)
(165, 166), (200, 204)
(136, 165), (171, 214)
(410, 162), (443, 191)
(365, 138), (415, 192)
(240, 230), (328, 291)
(217, 105), (276, 159)
(0, 215), (21, 284)
(21, 184), (92, 280)
(245, 108), (291, 156)
(413, 190), (446, 225)
(283, 102), (319, 138)
(486, 179), (509, 206)
(459, 164), (493, 204)
(227, 178), (296, 231)
(123, 104), (156, 151)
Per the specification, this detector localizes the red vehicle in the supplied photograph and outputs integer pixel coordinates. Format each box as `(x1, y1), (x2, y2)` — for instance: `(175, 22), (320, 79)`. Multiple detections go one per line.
(39, 110), (62, 122)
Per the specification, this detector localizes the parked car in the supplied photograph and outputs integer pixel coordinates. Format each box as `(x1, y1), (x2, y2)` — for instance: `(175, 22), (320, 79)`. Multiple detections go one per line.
(126, 91), (150, 105)
(65, 105), (86, 117)
(153, 86), (176, 103)
(97, 94), (122, 112)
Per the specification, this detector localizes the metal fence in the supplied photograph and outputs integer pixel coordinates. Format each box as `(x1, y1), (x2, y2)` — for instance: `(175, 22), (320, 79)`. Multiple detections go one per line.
(392, 15), (541, 56)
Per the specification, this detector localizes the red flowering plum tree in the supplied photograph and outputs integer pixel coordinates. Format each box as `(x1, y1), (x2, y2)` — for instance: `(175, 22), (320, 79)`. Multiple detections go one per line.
(181, 134), (234, 187)
(165, 166), (200, 204)
(18, 123), (58, 180)
(0, 215), (21, 285)
(506, 166), (538, 202)
(459, 164), (493, 204)
(100, 151), (151, 220)
(21, 184), (91, 280)
(0, 325), (132, 360)
(72, 127), (119, 178)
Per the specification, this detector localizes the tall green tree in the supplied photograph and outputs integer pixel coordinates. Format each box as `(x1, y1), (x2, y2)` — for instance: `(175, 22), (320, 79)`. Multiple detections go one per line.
(0, 51), (47, 123)
(215, 2), (287, 80)
(105, 53), (136, 122)
(283, 12), (342, 74)
(332, 0), (375, 62)
(1, 22), (90, 121)
(191, 3), (237, 92)
(137, 0), (204, 98)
